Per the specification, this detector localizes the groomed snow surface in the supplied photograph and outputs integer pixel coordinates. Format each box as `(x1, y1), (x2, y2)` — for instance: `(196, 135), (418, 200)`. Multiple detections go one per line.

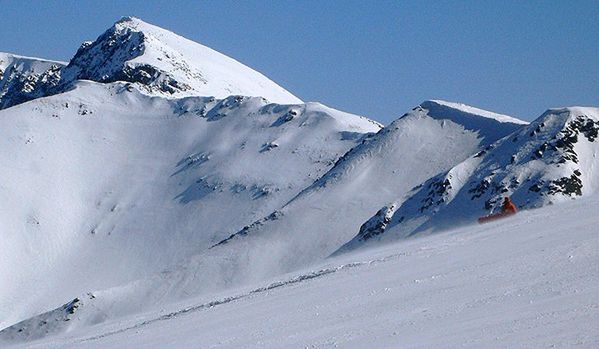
(6, 194), (598, 349)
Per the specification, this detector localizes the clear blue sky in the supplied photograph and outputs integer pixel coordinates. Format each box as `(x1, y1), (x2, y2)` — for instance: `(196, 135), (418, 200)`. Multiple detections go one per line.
(2, 0), (598, 123)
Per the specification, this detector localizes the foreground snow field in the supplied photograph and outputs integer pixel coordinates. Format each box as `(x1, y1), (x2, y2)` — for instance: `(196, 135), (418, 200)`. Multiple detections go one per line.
(7, 195), (598, 349)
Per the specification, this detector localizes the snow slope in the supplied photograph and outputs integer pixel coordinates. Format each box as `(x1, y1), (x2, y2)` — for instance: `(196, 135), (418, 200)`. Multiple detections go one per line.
(341, 106), (599, 251)
(209, 100), (527, 274)
(3, 194), (598, 348)
(0, 80), (379, 329)
(0, 97), (528, 339)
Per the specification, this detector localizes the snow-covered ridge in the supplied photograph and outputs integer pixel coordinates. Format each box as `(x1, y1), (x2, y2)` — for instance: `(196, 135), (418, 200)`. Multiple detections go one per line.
(0, 52), (65, 70)
(206, 101), (527, 282)
(340, 106), (599, 252)
(0, 52), (65, 109)
(415, 100), (527, 146)
(301, 100), (527, 193)
(426, 99), (528, 125)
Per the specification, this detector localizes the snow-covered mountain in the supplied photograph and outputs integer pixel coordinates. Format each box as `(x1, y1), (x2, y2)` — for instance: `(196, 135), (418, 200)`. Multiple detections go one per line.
(208, 100), (527, 273)
(340, 106), (599, 252)
(59, 17), (302, 103)
(0, 53), (65, 109)
(0, 79), (379, 329)
(1, 15), (597, 348)
(0, 98), (529, 342)
(0, 17), (324, 329)
(0, 17), (300, 110)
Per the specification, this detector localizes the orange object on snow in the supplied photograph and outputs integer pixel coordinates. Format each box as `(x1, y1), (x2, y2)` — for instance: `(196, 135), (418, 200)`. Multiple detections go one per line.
(478, 197), (518, 224)
(501, 196), (517, 215)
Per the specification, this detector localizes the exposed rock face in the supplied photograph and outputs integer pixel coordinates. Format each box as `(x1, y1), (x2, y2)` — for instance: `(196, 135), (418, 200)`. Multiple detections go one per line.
(0, 16), (302, 111)
(212, 210), (284, 248)
(59, 18), (193, 95)
(355, 204), (398, 242)
(0, 53), (64, 109)
(340, 107), (599, 252)
(0, 297), (86, 343)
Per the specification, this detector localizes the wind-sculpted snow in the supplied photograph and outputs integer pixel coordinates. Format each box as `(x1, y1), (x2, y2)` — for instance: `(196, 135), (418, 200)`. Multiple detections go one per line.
(302, 100), (526, 193)
(420, 100), (526, 142)
(341, 107), (599, 252)
(425, 100), (528, 125)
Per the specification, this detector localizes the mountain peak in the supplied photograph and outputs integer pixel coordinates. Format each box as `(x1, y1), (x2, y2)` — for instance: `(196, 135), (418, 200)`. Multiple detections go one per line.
(111, 16), (175, 37)
(115, 15), (143, 25)
(0, 16), (302, 110)
(60, 17), (302, 104)
(540, 106), (599, 122)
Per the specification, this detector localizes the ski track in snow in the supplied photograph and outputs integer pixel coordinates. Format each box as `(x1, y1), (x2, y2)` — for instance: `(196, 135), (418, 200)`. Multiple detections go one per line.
(4, 195), (599, 348)
(78, 251), (409, 344)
